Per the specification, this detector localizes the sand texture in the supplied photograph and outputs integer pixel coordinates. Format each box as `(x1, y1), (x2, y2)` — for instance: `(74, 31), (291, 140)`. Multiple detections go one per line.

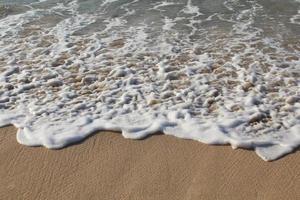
(0, 126), (299, 200)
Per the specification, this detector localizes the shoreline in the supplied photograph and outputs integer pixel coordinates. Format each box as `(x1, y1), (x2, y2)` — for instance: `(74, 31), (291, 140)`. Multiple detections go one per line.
(0, 125), (299, 200)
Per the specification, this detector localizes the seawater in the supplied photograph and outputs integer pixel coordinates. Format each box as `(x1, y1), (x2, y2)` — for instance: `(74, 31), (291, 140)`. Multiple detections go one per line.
(0, 0), (299, 161)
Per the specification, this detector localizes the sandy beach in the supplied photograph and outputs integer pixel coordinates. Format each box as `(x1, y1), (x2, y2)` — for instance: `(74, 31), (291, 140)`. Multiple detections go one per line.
(0, 126), (299, 200)
(0, 1), (300, 199)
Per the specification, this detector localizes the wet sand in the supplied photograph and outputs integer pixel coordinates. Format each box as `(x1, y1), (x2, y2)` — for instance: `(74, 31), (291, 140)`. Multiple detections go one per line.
(0, 126), (299, 200)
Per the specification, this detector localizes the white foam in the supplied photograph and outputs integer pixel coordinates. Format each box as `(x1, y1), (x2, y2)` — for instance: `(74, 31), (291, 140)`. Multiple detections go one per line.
(0, 0), (299, 161)
(290, 10), (300, 25)
(182, 0), (202, 15)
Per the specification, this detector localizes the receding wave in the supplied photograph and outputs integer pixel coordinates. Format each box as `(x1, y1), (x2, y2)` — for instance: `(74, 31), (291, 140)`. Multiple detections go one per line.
(0, 0), (299, 161)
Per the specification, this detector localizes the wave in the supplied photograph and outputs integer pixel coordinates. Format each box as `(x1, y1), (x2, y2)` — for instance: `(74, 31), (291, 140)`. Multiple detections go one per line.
(0, 0), (299, 161)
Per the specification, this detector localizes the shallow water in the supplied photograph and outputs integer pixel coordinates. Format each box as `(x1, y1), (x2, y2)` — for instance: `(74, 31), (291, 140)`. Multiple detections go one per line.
(0, 0), (299, 161)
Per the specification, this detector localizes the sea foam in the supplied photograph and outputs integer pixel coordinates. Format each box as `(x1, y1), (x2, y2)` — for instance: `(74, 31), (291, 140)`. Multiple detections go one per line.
(0, 0), (299, 161)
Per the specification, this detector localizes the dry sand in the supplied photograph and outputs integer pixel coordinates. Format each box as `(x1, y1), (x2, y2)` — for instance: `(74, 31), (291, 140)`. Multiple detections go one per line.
(0, 126), (299, 200)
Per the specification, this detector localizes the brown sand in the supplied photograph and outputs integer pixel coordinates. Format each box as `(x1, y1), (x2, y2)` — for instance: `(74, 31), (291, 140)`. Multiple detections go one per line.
(0, 126), (299, 200)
